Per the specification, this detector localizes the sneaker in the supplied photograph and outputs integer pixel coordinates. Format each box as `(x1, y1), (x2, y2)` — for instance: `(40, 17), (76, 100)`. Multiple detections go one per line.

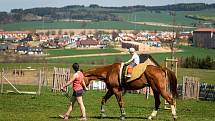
(84, 87), (89, 91)
(79, 116), (87, 121)
(59, 113), (69, 120)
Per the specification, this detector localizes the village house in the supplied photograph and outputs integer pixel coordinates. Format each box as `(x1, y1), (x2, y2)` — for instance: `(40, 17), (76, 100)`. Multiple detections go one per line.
(17, 45), (43, 55)
(39, 35), (49, 42)
(0, 31), (31, 42)
(193, 28), (215, 49)
(27, 47), (43, 55)
(16, 45), (29, 54)
(0, 44), (8, 52)
(7, 44), (17, 53)
(135, 33), (148, 41)
(76, 38), (99, 48)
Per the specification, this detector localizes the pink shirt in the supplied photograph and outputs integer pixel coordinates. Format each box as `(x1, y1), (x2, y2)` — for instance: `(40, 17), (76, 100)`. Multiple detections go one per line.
(72, 71), (84, 91)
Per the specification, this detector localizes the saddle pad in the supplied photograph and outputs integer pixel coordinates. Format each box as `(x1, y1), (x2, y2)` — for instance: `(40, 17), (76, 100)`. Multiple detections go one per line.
(127, 63), (147, 83)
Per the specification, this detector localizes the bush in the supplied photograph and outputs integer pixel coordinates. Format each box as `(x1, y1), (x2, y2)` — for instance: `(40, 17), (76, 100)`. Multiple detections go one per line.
(180, 56), (214, 69)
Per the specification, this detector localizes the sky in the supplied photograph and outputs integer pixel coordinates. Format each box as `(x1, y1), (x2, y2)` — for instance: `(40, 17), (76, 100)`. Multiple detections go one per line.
(0, 0), (214, 12)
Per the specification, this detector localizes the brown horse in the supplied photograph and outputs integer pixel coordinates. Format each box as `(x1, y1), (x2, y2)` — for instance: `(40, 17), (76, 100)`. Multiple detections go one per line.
(83, 63), (178, 120)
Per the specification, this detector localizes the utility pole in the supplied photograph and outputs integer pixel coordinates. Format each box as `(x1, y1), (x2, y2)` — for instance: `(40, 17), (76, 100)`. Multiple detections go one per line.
(171, 10), (176, 70)
(165, 0), (178, 110)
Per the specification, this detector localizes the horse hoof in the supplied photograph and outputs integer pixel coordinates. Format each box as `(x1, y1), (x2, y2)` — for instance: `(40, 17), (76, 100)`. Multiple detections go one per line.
(100, 113), (107, 118)
(120, 116), (125, 120)
(173, 116), (177, 121)
(173, 115), (177, 121)
(148, 116), (155, 120)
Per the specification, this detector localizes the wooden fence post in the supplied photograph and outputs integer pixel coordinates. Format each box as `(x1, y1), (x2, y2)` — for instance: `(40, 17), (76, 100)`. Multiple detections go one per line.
(52, 67), (70, 92)
(37, 69), (42, 95)
(182, 76), (200, 99)
(165, 58), (178, 109)
(1, 68), (3, 94)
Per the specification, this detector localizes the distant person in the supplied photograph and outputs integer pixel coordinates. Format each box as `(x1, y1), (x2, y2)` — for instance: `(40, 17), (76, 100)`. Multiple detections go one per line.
(125, 48), (140, 77)
(59, 63), (88, 120)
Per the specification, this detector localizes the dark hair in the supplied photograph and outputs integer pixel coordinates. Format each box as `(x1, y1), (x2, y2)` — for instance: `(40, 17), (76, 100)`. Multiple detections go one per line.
(72, 63), (79, 72)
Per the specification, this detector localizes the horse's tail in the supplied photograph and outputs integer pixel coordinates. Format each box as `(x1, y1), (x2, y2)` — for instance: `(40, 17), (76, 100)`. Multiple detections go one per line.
(162, 67), (178, 98)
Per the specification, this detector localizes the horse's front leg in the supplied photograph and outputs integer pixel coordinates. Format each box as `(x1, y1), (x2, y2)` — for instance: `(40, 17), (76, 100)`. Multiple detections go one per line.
(100, 89), (113, 118)
(113, 88), (126, 120)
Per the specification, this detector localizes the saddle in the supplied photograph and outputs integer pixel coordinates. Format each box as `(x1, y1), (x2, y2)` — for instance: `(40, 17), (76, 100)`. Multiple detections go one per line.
(119, 63), (147, 84)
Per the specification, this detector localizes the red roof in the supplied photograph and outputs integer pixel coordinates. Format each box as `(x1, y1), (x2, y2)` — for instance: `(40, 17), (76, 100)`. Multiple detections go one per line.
(77, 39), (99, 46)
(194, 28), (215, 32)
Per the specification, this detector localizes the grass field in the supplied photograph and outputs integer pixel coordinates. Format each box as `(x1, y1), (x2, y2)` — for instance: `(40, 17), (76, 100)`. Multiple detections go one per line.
(0, 89), (215, 121)
(116, 9), (215, 26)
(0, 21), (173, 31)
(46, 46), (215, 70)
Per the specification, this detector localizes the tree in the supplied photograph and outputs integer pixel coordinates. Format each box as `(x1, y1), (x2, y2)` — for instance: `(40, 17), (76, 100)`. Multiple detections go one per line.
(45, 31), (50, 36)
(58, 30), (62, 35)
(89, 4), (100, 8)
(69, 31), (74, 36)
(111, 31), (119, 41)
(51, 31), (56, 35)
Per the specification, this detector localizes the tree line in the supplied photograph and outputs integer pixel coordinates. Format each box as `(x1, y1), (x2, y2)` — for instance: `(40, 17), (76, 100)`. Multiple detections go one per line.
(180, 56), (215, 69)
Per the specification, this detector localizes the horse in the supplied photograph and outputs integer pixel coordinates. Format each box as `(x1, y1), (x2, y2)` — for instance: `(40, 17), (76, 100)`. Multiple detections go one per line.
(83, 63), (178, 120)
(12, 69), (24, 76)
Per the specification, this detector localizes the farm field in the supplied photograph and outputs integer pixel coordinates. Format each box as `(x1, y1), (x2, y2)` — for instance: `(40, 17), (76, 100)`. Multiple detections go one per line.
(0, 89), (215, 121)
(46, 46), (215, 71)
(0, 20), (172, 31)
(116, 9), (215, 26)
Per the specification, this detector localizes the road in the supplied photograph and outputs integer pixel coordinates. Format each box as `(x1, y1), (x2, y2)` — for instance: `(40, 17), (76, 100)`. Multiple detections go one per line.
(47, 52), (127, 59)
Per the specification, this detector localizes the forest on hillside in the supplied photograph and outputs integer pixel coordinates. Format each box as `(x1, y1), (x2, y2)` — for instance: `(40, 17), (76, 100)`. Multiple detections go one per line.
(0, 3), (215, 24)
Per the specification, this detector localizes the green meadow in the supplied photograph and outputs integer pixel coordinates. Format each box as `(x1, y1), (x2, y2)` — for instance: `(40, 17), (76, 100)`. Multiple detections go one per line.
(116, 9), (215, 26)
(46, 46), (215, 68)
(0, 21), (172, 31)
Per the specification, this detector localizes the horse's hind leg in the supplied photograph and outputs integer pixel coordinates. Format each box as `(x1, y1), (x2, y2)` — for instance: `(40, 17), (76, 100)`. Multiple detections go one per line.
(100, 89), (113, 118)
(160, 90), (177, 120)
(148, 90), (160, 120)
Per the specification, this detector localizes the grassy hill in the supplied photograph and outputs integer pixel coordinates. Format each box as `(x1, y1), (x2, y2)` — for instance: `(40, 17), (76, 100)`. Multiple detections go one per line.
(1, 9), (214, 31)
(116, 9), (215, 26)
